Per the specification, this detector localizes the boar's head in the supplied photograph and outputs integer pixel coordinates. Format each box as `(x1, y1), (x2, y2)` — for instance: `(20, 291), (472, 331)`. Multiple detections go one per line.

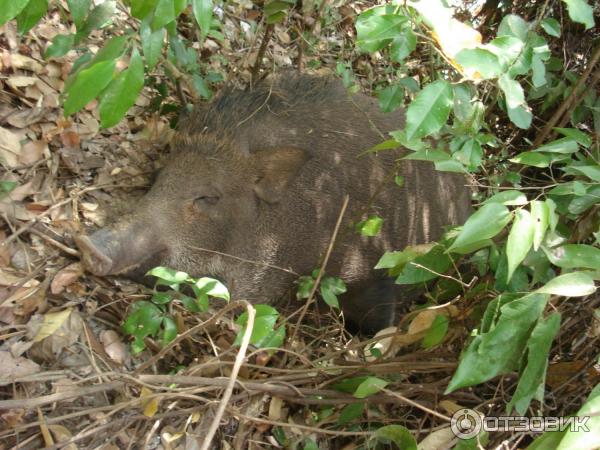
(76, 133), (309, 281)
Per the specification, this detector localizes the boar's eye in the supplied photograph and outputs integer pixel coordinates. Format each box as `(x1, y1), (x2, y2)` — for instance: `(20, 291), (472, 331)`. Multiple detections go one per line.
(193, 195), (220, 207)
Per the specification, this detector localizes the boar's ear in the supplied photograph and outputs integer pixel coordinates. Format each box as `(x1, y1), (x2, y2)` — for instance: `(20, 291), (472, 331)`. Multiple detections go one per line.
(252, 147), (309, 203)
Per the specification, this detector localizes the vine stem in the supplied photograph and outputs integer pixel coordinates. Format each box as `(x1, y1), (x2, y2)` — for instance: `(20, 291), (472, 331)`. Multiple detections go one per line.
(199, 301), (255, 450)
(533, 44), (600, 147)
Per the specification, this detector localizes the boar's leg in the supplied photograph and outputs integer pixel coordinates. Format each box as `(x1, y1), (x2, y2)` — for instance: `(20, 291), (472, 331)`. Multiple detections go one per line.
(339, 278), (401, 335)
(75, 218), (166, 278)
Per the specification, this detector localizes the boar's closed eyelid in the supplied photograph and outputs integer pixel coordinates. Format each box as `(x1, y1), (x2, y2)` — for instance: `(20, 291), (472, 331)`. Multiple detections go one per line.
(194, 195), (220, 206)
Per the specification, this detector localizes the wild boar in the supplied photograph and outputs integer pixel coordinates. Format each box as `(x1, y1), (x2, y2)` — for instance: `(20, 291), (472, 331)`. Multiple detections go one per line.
(75, 75), (472, 333)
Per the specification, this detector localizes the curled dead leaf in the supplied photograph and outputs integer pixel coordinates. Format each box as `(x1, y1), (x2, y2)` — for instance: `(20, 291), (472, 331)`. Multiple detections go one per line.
(100, 330), (127, 365)
(0, 126), (22, 167)
(51, 263), (83, 295)
(0, 350), (41, 384)
(19, 140), (48, 165)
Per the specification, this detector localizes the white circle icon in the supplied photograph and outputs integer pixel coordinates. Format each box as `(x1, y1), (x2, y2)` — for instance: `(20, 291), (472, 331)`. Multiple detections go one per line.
(451, 408), (483, 439)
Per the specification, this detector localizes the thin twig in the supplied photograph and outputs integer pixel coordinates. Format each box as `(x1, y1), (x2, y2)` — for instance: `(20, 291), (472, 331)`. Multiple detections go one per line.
(187, 245), (299, 276)
(533, 44), (600, 147)
(200, 301), (255, 450)
(289, 195), (350, 345)
(251, 23), (274, 84)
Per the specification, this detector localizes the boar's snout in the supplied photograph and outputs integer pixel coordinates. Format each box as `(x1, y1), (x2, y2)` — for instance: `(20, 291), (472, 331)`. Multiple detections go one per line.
(75, 220), (167, 278)
(75, 232), (115, 276)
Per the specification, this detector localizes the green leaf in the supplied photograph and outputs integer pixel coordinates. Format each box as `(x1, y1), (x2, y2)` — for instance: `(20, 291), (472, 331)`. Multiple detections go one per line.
(553, 127), (591, 147)
(378, 84), (404, 113)
(531, 54), (547, 88)
(498, 14), (529, 41)
(556, 383), (600, 450)
(396, 245), (452, 284)
(541, 17), (561, 37)
(353, 376), (388, 398)
(510, 151), (551, 167)
(99, 49), (144, 128)
(147, 266), (190, 285)
(422, 315), (449, 349)
(337, 403), (364, 425)
(448, 203), (512, 253)
(63, 59), (116, 116)
(67, 0), (91, 29)
(544, 244), (600, 270)
(160, 316), (178, 345)
(123, 301), (164, 340)
(507, 104), (532, 129)
(16, 0), (47, 34)
(235, 304), (279, 347)
(79, 1), (115, 37)
(530, 201), (549, 251)
(375, 246), (427, 270)
(45, 34), (75, 59)
(404, 80), (453, 140)
(562, 0), (595, 30)
(483, 190), (528, 206)
(192, 0), (213, 43)
(0, 0), (30, 27)
(0, 181), (17, 199)
(140, 18), (164, 69)
(356, 13), (408, 53)
(487, 36), (524, 68)
(131, 0), (158, 19)
(373, 425), (417, 450)
(499, 74), (525, 108)
(402, 148), (450, 162)
(562, 165), (600, 182)
(507, 312), (561, 415)
(356, 215), (383, 236)
(194, 277), (230, 301)
(320, 276), (346, 309)
(453, 138), (482, 170)
(535, 137), (579, 153)
(152, 0), (177, 30)
(455, 48), (503, 79)
(296, 275), (315, 299)
(151, 291), (173, 305)
(506, 209), (535, 282)
(390, 28), (416, 62)
(537, 272), (597, 297)
(446, 293), (549, 393)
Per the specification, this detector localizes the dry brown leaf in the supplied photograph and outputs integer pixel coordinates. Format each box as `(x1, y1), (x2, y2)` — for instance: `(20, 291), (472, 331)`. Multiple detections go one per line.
(0, 126), (22, 167)
(50, 263), (83, 295)
(438, 400), (463, 415)
(19, 139), (47, 165)
(100, 329), (127, 365)
(33, 308), (73, 342)
(408, 310), (439, 335)
(0, 409), (25, 428)
(48, 425), (77, 450)
(10, 54), (43, 73)
(6, 105), (46, 129)
(0, 350), (41, 383)
(29, 309), (84, 360)
(268, 396), (284, 421)
(60, 130), (80, 148)
(7, 76), (37, 89)
(417, 427), (456, 450)
(141, 386), (160, 417)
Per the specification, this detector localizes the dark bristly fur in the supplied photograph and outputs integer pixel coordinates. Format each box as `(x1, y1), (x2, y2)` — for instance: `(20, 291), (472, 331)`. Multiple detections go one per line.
(76, 74), (473, 334)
